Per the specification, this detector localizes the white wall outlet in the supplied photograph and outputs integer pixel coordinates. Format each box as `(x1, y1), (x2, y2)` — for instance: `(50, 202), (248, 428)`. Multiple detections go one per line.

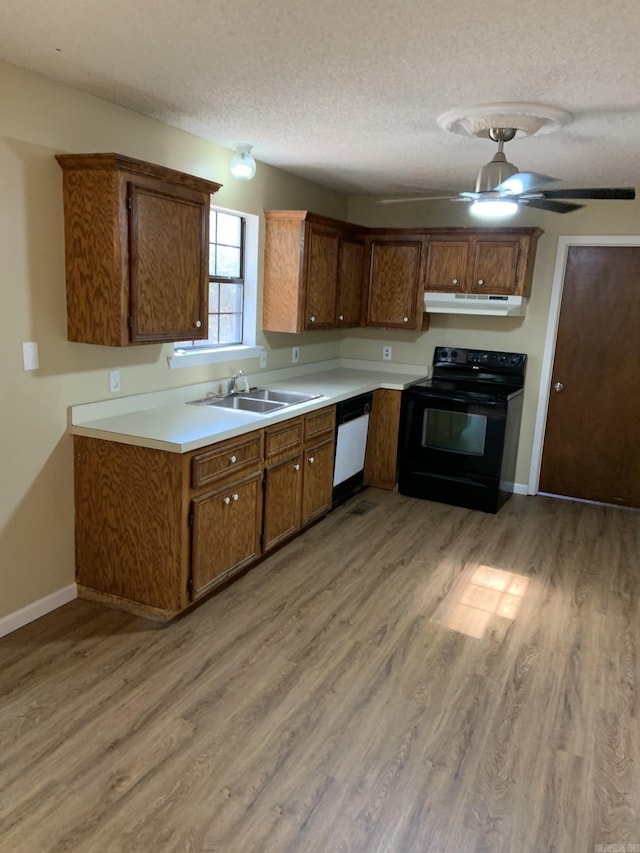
(109, 369), (120, 393)
(292, 346), (300, 364)
(259, 350), (267, 369)
(383, 345), (392, 361)
(22, 341), (39, 371)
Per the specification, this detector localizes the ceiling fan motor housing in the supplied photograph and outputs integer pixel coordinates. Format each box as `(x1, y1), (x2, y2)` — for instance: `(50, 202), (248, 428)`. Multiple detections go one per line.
(474, 151), (518, 193)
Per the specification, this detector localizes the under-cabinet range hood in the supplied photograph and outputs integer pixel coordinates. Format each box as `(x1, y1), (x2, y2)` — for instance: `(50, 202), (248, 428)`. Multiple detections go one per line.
(423, 292), (528, 317)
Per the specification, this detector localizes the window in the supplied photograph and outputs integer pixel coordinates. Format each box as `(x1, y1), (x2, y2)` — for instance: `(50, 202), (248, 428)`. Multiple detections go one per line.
(171, 205), (260, 368)
(207, 210), (245, 347)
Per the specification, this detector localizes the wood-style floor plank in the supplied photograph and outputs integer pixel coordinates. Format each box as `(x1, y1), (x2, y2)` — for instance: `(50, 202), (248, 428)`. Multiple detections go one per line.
(1, 489), (639, 852)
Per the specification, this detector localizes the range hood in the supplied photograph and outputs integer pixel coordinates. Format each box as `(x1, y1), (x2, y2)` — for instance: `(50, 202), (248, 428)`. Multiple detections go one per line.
(423, 292), (528, 317)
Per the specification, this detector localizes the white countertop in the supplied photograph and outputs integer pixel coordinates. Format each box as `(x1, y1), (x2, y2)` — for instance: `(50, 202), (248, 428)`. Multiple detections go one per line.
(70, 363), (427, 454)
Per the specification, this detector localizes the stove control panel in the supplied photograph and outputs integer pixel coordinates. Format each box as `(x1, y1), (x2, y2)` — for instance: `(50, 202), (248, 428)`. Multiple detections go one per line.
(433, 347), (527, 373)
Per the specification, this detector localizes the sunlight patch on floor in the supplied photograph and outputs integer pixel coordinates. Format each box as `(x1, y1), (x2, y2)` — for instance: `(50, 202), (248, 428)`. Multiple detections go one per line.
(435, 565), (530, 639)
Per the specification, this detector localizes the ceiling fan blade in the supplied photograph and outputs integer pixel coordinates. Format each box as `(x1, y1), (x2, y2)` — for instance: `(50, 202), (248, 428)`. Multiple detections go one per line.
(529, 187), (636, 201)
(519, 198), (584, 214)
(377, 195), (456, 204)
(495, 171), (559, 195)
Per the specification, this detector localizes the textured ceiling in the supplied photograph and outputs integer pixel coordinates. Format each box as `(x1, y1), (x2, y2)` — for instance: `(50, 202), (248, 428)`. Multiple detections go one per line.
(2, 0), (640, 197)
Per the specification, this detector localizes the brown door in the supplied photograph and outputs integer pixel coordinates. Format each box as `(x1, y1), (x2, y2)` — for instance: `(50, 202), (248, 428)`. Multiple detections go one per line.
(301, 437), (335, 526)
(539, 245), (640, 507)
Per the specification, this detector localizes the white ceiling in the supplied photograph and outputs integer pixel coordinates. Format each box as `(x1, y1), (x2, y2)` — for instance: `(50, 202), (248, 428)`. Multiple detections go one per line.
(2, 0), (640, 197)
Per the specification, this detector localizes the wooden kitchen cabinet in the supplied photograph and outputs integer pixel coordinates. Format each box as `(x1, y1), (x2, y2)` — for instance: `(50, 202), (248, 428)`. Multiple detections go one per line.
(74, 431), (262, 618)
(263, 211), (365, 332)
(301, 406), (336, 526)
(336, 232), (366, 327)
(190, 471), (262, 599)
(364, 389), (403, 490)
(424, 228), (543, 297)
(364, 232), (428, 330)
(262, 406), (336, 550)
(262, 418), (304, 551)
(56, 153), (222, 346)
(301, 437), (335, 526)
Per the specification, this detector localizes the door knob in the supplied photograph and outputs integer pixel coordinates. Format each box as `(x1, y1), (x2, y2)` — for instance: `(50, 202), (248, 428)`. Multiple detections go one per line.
(553, 381), (565, 393)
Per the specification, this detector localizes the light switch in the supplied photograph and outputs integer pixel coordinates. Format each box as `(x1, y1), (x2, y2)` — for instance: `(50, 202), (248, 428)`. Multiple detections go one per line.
(22, 341), (39, 371)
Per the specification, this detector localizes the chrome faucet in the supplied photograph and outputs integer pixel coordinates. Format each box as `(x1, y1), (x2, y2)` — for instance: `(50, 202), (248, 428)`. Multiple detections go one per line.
(227, 369), (250, 394)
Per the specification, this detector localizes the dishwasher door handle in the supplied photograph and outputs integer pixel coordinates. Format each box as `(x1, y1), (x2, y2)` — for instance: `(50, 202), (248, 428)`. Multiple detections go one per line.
(339, 402), (370, 424)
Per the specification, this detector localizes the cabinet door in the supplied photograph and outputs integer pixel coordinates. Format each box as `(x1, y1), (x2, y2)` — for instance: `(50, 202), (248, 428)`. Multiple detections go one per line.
(469, 237), (521, 295)
(365, 236), (426, 330)
(301, 437), (335, 527)
(190, 471), (262, 599)
(336, 233), (365, 327)
(304, 224), (340, 329)
(363, 389), (402, 490)
(263, 453), (303, 551)
(129, 182), (208, 343)
(424, 239), (469, 293)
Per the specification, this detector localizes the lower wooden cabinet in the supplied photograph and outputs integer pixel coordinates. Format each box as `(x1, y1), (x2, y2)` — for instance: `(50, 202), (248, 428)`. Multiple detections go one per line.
(301, 436), (335, 526)
(263, 452), (303, 551)
(74, 405), (337, 620)
(263, 406), (336, 553)
(190, 471), (262, 599)
(364, 389), (403, 490)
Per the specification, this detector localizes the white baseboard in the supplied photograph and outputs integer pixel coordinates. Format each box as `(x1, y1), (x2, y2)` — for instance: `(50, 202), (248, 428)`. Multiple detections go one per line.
(0, 584), (77, 639)
(513, 483), (529, 496)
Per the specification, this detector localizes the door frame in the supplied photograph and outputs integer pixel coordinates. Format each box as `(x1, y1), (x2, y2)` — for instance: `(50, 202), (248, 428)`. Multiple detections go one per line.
(528, 234), (640, 495)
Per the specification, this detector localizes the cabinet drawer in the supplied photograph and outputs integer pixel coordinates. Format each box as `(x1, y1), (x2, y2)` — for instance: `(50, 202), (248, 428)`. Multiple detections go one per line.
(304, 406), (336, 443)
(191, 433), (262, 489)
(264, 419), (303, 460)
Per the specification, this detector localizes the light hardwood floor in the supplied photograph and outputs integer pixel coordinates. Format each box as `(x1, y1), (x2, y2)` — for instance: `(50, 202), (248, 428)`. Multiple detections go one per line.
(1, 490), (639, 852)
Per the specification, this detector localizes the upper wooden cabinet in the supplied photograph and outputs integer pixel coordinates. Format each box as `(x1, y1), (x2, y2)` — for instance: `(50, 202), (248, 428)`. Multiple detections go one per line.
(263, 211), (366, 333)
(424, 228), (543, 297)
(336, 231), (366, 327)
(56, 153), (222, 346)
(364, 232), (428, 330)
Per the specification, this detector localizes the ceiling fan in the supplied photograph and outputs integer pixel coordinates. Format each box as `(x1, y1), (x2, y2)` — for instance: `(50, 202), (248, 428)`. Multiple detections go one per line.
(381, 127), (636, 215)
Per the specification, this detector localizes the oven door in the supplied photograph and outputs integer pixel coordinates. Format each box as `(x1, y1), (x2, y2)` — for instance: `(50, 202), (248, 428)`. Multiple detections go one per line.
(397, 389), (508, 510)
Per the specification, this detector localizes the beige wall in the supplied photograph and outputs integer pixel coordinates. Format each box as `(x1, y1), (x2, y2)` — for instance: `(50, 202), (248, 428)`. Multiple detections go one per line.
(3, 56), (640, 622)
(0, 60), (347, 620)
(345, 195), (640, 487)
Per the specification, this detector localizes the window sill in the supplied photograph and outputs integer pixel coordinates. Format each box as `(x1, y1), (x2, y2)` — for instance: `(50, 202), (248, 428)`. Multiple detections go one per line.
(168, 345), (263, 370)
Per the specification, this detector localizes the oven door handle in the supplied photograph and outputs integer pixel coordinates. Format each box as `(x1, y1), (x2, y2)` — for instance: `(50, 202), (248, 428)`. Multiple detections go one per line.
(408, 392), (502, 409)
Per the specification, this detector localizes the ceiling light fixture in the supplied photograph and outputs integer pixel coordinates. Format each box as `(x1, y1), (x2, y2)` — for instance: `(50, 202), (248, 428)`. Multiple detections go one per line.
(470, 198), (519, 218)
(230, 144), (256, 181)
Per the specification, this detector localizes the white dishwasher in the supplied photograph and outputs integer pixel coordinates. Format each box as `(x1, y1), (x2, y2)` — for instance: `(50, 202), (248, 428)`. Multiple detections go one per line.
(332, 392), (373, 507)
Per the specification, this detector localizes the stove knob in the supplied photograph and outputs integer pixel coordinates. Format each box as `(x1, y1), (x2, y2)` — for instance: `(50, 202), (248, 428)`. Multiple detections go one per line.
(440, 349), (448, 359)
(451, 350), (458, 359)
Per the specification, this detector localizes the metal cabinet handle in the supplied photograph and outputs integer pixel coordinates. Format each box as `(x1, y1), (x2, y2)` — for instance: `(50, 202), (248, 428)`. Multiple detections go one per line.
(338, 314), (344, 321)
(553, 381), (565, 393)
(224, 496), (231, 505)
(452, 278), (458, 285)
(308, 456), (315, 464)
(477, 279), (484, 286)
(232, 493), (239, 501)
(403, 316), (409, 323)
(194, 320), (202, 328)
(309, 315), (316, 323)
(293, 463), (300, 471)
(230, 455), (237, 463)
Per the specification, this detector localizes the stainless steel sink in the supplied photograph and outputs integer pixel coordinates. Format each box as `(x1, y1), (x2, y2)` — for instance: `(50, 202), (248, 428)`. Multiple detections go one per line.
(245, 388), (321, 404)
(189, 386), (322, 414)
(198, 396), (287, 413)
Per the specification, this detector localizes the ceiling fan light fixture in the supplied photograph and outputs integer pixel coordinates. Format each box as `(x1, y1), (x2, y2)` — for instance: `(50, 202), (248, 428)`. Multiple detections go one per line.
(470, 199), (519, 219)
(230, 143), (256, 180)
